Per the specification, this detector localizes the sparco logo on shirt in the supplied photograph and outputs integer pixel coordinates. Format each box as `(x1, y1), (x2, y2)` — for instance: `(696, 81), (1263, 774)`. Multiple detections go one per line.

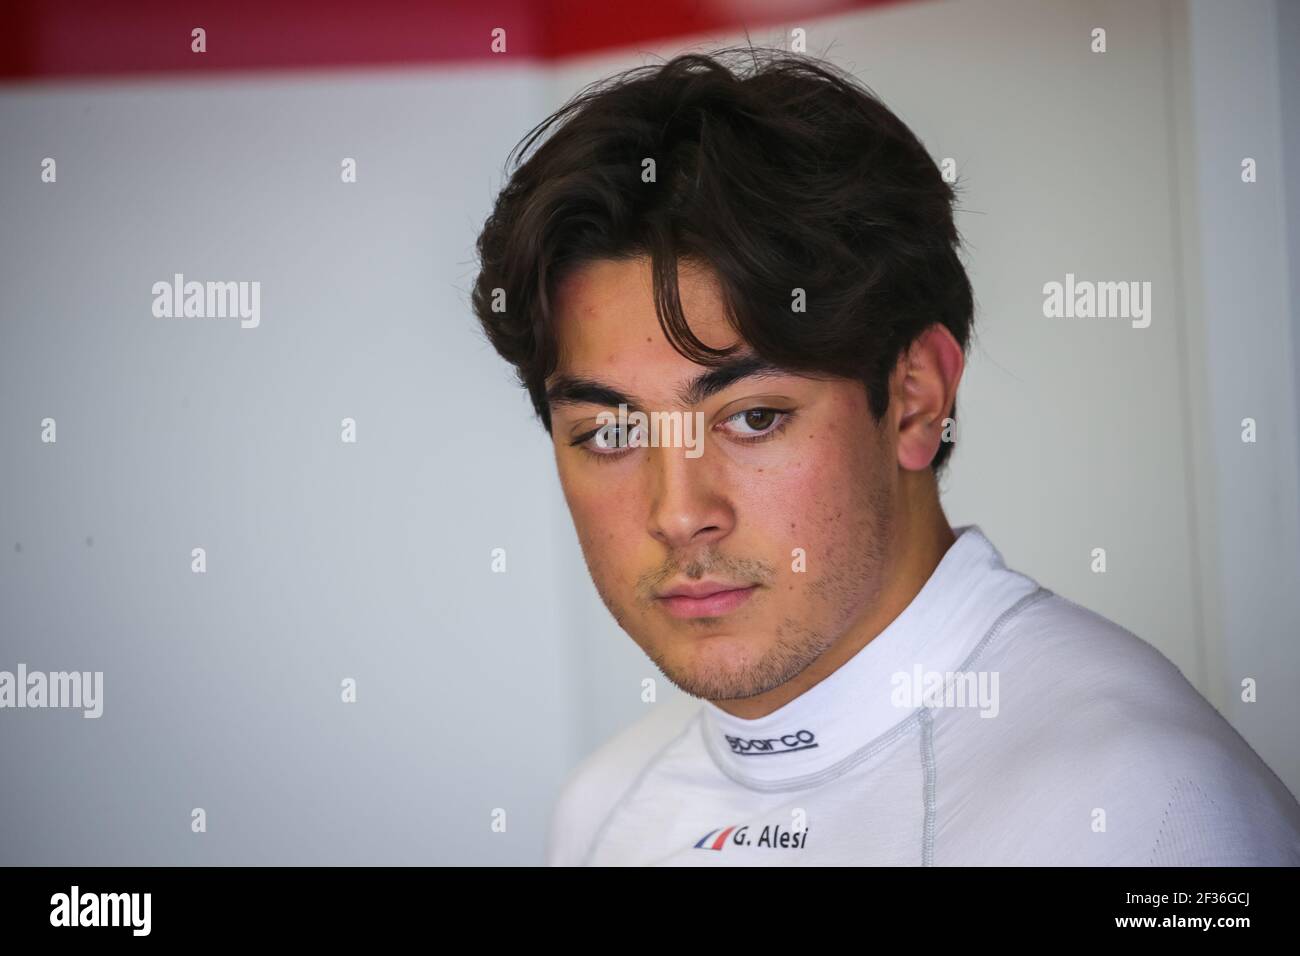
(694, 823), (810, 851)
(725, 729), (817, 755)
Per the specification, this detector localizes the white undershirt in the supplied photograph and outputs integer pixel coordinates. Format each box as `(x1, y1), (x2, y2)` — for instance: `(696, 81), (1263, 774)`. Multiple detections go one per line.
(546, 525), (1300, 865)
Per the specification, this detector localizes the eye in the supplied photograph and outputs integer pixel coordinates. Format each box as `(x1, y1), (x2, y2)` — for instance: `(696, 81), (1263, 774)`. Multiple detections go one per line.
(717, 407), (792, 441)
(572, 422), (644, 460)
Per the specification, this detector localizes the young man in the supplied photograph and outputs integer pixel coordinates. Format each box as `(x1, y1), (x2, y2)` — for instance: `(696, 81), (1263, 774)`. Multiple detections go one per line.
(471, 48), (1300, 865)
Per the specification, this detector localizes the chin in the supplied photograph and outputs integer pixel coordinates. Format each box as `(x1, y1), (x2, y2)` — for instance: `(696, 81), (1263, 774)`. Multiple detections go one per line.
(658, 632), (769, 683)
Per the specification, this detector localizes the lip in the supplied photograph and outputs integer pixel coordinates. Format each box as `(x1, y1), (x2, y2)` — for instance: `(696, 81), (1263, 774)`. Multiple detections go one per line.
(655, 582), (758, 619)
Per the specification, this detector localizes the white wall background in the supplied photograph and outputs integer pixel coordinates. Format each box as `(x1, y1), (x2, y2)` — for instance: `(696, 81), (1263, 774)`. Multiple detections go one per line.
(1183, 0), (1300, 794)
(1, 0), (1295, 865)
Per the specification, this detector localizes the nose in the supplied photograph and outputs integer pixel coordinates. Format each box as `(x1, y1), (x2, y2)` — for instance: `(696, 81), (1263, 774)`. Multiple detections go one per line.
(646, 442), (735, 551)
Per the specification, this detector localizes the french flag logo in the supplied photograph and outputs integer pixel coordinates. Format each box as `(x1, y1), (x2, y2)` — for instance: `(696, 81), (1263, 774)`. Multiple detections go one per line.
(694, 825), (738, 851)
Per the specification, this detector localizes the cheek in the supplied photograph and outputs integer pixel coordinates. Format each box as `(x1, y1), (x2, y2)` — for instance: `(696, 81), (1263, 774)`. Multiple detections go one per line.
(735, 431), (872, 548)
(559, 465), (647, 568)
(733, 434), (889, 628)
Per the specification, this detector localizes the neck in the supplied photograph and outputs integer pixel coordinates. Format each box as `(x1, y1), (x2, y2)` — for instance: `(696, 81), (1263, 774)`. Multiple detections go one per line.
(710, 476), (955, 720)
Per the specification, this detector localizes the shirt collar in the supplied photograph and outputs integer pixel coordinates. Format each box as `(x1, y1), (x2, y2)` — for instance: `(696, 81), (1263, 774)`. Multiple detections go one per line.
(699, 524), (1039, 790)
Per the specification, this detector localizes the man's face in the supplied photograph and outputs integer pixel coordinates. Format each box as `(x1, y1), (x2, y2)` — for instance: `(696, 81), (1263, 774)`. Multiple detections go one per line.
(547, 256), (901, 704)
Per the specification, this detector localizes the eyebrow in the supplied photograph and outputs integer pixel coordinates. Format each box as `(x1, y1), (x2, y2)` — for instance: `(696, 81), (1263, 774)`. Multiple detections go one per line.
(545, 355), (791, 413)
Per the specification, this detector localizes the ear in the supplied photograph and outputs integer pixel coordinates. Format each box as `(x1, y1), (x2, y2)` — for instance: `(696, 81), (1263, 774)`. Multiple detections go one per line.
(892, 323), (965, 472)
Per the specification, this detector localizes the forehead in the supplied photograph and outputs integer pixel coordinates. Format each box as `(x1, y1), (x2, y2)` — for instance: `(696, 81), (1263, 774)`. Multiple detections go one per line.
(550, 257), (741, 385)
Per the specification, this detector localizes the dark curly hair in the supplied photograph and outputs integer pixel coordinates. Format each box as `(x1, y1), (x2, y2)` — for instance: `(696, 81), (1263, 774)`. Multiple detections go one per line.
(471, 44), (973, 473)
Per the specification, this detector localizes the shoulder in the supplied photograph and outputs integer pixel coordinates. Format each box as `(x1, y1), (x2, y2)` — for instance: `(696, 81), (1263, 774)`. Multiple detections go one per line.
(544, 693), (703, 866)
(987, 589), (1223, 717)
(954, 590), (1300, 863)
